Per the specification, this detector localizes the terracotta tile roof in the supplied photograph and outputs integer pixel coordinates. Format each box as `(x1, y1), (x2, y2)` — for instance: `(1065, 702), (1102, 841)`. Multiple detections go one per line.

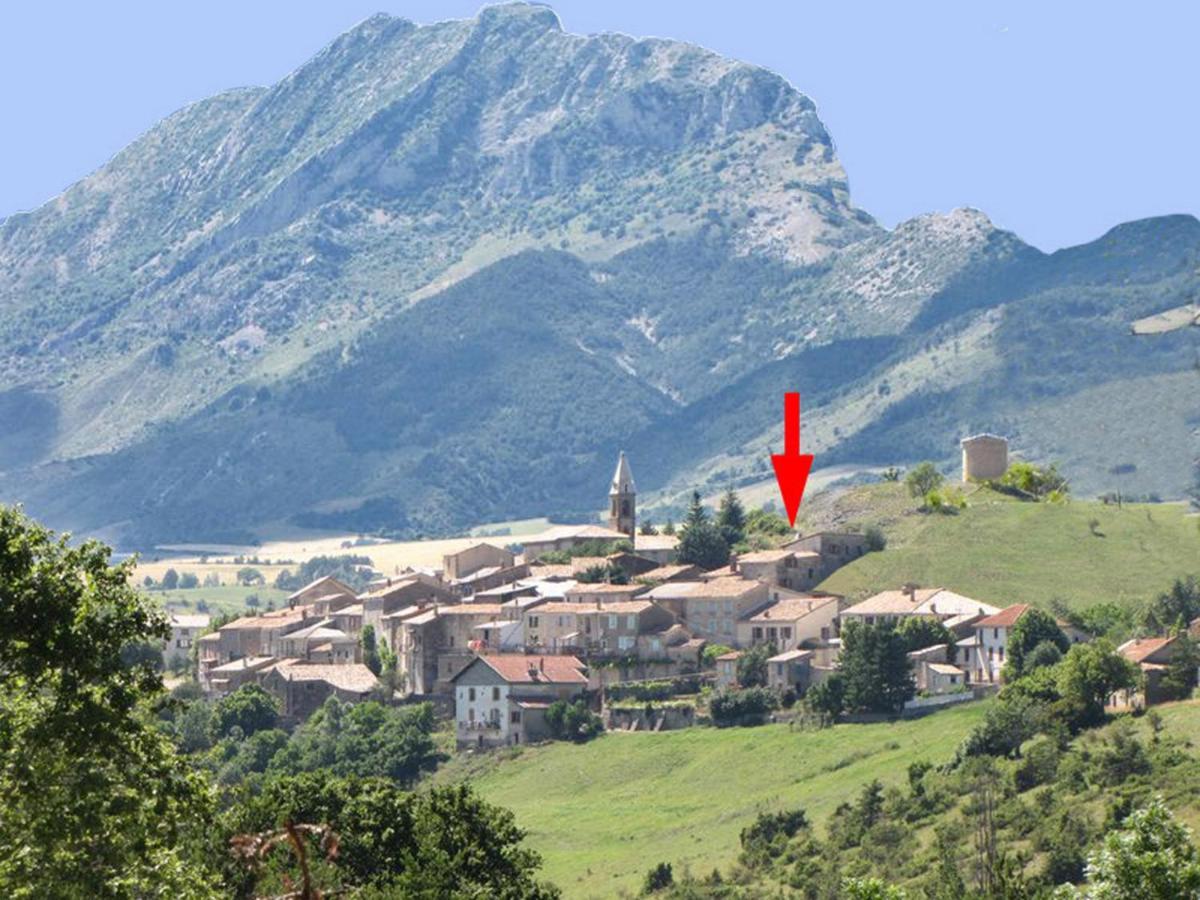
(436, 603), (506, 617)
(220, 610), (308, 630)
(637, 564), (699, 582)
(715, 651), (742, 661)
(928, 663), (965, 676)
(287, 575), (355, 603)
(525, 563), (575, 579)
(634, 534), (680, 551)
(523, 525), (628, 544)
(975, 604), (1030, 629)
(768, 648), (813, 663)
(528, 602), (583, 616)
(736, 549), (799, 563)
(647, 576), (765, 600)
(744, 595), (838, 623)
(1118, 636), (1177, 664)
(843, 589), (941, 616)
(471, 654), (588, 684)
(581, 600), (657, 615)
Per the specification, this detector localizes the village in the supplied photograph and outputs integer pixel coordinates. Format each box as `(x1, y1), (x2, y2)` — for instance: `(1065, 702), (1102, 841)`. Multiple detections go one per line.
(165, 436), (1199, 750)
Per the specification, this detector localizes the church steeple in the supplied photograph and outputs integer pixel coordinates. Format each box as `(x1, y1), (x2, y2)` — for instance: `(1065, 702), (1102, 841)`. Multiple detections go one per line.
(608, 451), (636, 537)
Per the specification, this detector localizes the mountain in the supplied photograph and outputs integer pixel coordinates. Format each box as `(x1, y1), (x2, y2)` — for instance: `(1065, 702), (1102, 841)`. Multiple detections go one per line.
(1, 4), (1196, 545)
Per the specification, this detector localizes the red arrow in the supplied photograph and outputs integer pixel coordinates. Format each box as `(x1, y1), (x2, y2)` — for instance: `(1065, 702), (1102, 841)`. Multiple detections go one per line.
(771, 392), (814, 527)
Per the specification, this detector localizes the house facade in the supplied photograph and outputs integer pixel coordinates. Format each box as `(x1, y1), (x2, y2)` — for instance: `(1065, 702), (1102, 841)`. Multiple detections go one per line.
(452, 655), (589, 749)
(736, 595), (839, 651)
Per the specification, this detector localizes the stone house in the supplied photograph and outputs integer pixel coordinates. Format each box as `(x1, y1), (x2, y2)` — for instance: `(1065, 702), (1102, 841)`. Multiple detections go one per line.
(736, 594), (839, 651)
(633, 533), (679, 565)
(360, 574), (455, 649)
(766, 648), (814, 692)
(195, 607), (311, 683)
(1116, 636), (1188, 706)
(644, 577), (770, 645)
(563, 582), (648, 605)
(733, 549), (823, 592)
(781, 532), (870, 582)
(841, 587), (999, 631)
(260, 661), (379, 720)
(452, 654), (589, 749)
(276, 620), (359, 664)
(715, 651), (741, 690)
(519, 525), (629, 562)
(203, 655), (278, 695)
(288, 575), (358, 614)
(443, 543), (514, 581)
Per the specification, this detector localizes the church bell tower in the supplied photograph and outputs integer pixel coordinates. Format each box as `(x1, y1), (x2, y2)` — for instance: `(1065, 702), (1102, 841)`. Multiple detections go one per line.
(608, 451), (636, 537)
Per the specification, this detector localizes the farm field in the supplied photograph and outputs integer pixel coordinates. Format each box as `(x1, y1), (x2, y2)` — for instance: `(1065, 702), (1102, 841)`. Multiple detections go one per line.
(148, 585), (291, 618)
(810, 484), (1198, 610)
(451, 701), (989, 898)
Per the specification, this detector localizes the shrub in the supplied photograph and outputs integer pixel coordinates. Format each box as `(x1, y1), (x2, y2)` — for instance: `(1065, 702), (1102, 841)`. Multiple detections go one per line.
(545, 699), (603, 742)
(709, 687), (778, 727)
(643, 862), (673, 893)
(864, 525), (887, 552)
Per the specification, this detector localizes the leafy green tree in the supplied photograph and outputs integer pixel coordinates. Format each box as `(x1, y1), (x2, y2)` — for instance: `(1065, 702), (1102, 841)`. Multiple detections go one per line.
(236, 566), (264, 586)
(361, 624), (382, 676)
(179, 571), (200, 589)
(709, 686), (778, 727)
(1001, 461), (1068, 498)
(1056, 639), (1138, 727)
(1072, 796), (1200, 899)
(737, 643), (773, 687)
(745, 507), (792, 537)
(1005, 607), (1069, 678)
(702, 643), (735, 667)
(162, 566), (180, 589)
(716, 488), (747, 547)
(896, 616), (956, 660)
(661, 519), (676, 536)
(0, 505), (220, 897)
(806, 672), (846, 720)
(864, 524), (887, 552)
(905, 462), (944, 500)
(839, 620), (915, 714)
(211, 684), (279, 739)
(1024, 640), (1064, 672)
(639, 520), (659, 536)
(225, 775), (559, 898)
(842, 876), (909, 899)
(544, 699), (603, 742)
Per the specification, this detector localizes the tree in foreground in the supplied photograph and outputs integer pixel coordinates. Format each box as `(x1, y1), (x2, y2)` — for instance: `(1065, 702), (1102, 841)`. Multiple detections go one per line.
(1068, 796), (1200, 898)
(736, 642), (774, 688)
(0, 505), (220, 897)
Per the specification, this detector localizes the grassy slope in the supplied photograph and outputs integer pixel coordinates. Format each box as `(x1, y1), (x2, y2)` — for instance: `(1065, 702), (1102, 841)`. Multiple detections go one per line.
(452, 702), (988, 898)
(811, 484), (1199, 609)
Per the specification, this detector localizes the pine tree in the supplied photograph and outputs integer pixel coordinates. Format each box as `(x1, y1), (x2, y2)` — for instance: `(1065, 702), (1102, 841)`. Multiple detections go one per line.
(716, 488), (747, 547)
(839, 620), (915, 714)
(678, 492), (729, 570)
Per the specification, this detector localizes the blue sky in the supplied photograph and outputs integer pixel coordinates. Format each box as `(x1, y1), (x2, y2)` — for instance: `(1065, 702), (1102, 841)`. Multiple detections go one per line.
(1, 1), (1195, 250)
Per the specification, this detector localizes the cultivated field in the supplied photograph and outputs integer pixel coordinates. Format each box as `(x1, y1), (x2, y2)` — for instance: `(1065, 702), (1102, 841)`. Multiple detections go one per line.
(451, 702), (989, 898)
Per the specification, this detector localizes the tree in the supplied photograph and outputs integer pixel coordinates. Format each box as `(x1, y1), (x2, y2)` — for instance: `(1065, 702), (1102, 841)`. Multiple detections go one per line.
(842, 877), (909, 899)
(143, 574), (156, 588)
(661, 519), (676, 536)
(639, 521), (659, 536)
(677, 492), (730, 570)
(1143, 576), (1200, 634)
(1005, 607), (1069, 678)
(905, 462), (944, 500)
(361, 624), (382, 676)
(716, 488), (747, 547)
(745, 507), (792, 537)
(179, 571), (200, 589)
(211, 684), (279, 739)
(225, 775), (560, 898)
(1001, 461), (1068, 499)
(737, 643), (773, 688)
(0, 505), (220, 896)
(544, 699), (603, 742)
(1160, 628), (1199, 701)
(236, 566), (264, 586)
(1056, 639), (1138, 727)
(839, 620), (915, 714)
(643, 862), (674, 893)
(807, 672), (846, 720)
(1073, 796), (1200, 899)
(864, 525), (887, 552)
(162, 567), (180, 590)
(1024, 640), (1064, 672)
(896, 616), (956, 660)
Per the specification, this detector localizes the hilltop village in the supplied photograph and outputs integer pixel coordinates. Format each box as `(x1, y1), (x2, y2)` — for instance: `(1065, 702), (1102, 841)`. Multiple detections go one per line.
(173, 438), (1198, 749)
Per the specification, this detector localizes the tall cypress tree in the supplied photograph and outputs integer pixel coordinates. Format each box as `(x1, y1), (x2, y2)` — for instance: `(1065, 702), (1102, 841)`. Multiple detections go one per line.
(716, 488), (747, 547)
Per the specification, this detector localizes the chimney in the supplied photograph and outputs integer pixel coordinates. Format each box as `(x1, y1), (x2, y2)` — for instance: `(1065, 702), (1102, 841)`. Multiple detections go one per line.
(539, 657), (545, 673)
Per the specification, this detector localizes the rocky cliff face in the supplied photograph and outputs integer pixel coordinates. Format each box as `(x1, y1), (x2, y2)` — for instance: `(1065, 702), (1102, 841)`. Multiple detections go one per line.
(0, 4), (1195, 544)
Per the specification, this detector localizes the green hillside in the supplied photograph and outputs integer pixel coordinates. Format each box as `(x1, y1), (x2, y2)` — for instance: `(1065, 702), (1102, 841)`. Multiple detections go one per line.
(446, 702), (988, 898)
(809, 484), (1199, 611)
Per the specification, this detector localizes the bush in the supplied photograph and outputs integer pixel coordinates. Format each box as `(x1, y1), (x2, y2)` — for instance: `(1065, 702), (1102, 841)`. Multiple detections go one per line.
(864, 525), (887, 552)
(211, 684), (279, 739)
(905, 462), (944, 499)
(642, 862), (674, 893)
(709, 687), (778, 727)
(806, 673), (846, 720)
(545, 699), (603, 742)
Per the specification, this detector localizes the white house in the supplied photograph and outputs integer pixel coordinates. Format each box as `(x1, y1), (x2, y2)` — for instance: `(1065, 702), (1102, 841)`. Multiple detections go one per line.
(451, 654), (589, 749)
(166, 613), (210, 667)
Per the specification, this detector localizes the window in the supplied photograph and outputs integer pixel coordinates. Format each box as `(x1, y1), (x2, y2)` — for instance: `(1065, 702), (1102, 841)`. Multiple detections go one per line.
(767, 627), (777, 640)
(529, 616), (539, 628)
(468, 687), (476, 701)
(607, 615), (619, 629)
(618, 636), (635, 651)
(808, 568), (814, 579)
(468, 707), (475, 722)
(752, 626), (763, 641)
(492, 686), (501, 701)
(626, 615), (637, 629)
(511, 710), (521, 724)
(781, 627), (792, 640)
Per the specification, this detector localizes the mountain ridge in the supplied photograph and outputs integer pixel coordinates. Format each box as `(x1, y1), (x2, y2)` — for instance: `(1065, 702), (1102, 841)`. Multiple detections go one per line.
(0, 3), (1195, 545)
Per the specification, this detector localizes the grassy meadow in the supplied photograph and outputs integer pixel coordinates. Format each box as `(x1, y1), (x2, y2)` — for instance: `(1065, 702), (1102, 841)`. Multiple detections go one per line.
(450, 701), (989, 898)
(809, 483), (1198, 610)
